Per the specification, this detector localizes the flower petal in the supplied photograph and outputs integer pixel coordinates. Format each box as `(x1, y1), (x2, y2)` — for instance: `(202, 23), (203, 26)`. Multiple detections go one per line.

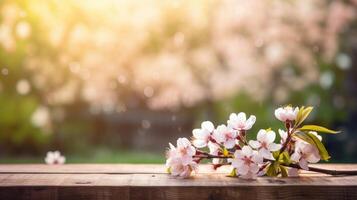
(244, 115), (256, 130)
(249, 140), (261, 149)
(224, 139), (236, 149)
(278, 129), (287, 141)
(193, 139), (207, 148)
(249, 164), (260, 173)
(290, 152), (301, 162)
(266, 131), (276, 143)
(241, 146), (253, 156)
(234, 150), (243, 159)
(259, 148), (274, 160)
(238, 164), (249, 175)
(192, 129), (202, 138)
(274, 108), (283, 121)
(177, 137), (190, 148)
(237, 112), (247, 123)
(299, 159), (309, 170)
(202, 121), (214, 132)
(268, 143), (282, 151)
(257, 129), (266, 141)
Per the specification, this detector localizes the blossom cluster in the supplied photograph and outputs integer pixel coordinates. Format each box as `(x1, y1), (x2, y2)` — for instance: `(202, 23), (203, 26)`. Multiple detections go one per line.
(166, 106), (338, 179)
(45, 151), (66, 165)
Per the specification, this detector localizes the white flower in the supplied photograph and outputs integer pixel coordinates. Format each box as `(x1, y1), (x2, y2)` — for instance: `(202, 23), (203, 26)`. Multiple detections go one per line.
(167, 137), (196, 165)
(212, 124), (237, 149)
(166, 138), (197, 178)
(291, 140), (320, 170)
(207, 141), (222, 165)
(192, 121), (215, 148)
(228, 146), (263, 179)
(208, 141), (220, 155)
(278, 129), (288, 143)
(274, 106), (299, 122)
(310, 131), (322, 141)
(249, 129), (281, 160)
(166, 157), (197, 178)
(227, 112), (256, 131)
(45, 151), (65, 165)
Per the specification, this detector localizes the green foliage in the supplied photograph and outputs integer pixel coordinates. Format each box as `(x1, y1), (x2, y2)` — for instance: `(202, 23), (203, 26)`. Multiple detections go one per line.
(294, 106), (313, 128)
(267, 151), (291, 177)
(278, 151), (291, 165)
(299, 125), (340, 134)
(228, 168), (237, 177)
(0, 94), (50, 151)
(0, 149), (165, 163)
(266, 162), (279, 177)
(279, 165), (288, 177)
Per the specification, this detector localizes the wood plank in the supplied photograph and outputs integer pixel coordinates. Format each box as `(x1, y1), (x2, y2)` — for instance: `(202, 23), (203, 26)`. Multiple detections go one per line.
(0, 164), (355, 174)
(0, 164), (356, 200)
(0, 184), (356, 200)
(0, 172), (356, 187)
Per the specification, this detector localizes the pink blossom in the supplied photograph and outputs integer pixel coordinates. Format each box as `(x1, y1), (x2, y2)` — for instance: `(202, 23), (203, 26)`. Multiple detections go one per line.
(45, 151), (65, 165)
(291, 140), (320, 170)
(227, 112), (256, 131)
(192, 121), (215, 148)
(166, 137), (197, 178)
(249, 129), (281, 160)
(166, 156), (197, 178)
(228, 146), (263, 179)
(274, 106), (299, 122)
(212, 124), (237, 149)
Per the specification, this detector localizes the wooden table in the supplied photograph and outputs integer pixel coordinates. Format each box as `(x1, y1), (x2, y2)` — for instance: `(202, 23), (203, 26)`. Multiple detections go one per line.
(0, 164), (356, 200)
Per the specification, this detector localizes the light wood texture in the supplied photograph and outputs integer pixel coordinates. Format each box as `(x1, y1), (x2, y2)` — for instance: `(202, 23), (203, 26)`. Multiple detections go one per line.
(0, 164), (356, 200)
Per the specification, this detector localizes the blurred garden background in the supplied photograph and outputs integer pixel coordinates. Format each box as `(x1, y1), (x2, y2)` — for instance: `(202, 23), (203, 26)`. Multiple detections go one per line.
(0, 0), (356, 163)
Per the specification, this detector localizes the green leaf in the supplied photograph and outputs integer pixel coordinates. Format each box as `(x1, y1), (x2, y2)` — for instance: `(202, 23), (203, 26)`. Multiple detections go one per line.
(266, 162), (279, 177)
(166, 167), (171, 174)
(306, 132), (330, 161)
(300, 125), (340, 134)
(293, 132), (330, 161)
(279, 165), (288, 177)
(295, 106), (313, 128)
(279, 151), (291, 165)
(228, 168), (237, 177)
(294, 132), (315, 145)
(272, 151), (280, 160)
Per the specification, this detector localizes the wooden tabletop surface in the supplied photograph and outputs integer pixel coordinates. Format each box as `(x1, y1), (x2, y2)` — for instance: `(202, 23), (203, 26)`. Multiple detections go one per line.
(0, 164), (356, 200)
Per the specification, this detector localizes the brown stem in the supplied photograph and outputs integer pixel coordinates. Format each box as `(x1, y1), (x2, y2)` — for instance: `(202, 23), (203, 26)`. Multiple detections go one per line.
(279, 125), (295, 153)
(286, 163), (357, 176)
(239, 130), (248, 145)
(196, 155), (357, 175)
(194, 155), (232, 159)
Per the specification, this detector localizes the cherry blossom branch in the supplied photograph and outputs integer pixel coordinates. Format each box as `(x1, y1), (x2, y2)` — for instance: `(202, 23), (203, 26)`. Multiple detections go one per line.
(193, 146), (357, 176)
(166, 106), (348, 179)
(286, 163), (357, 175)
(279, 121), (295, 154)
(195, 153), (357, 176)
(193, 154), (232, 159)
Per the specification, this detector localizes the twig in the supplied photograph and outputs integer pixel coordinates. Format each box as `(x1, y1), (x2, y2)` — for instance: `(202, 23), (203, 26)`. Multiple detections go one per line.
(286, 163), (357, 176)
(197, 154), (357, 176)
(194, 155), (232, 159)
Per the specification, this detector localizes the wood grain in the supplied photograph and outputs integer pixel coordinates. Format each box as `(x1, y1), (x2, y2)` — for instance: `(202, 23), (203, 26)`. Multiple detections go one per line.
(0, 164), (356, 200)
